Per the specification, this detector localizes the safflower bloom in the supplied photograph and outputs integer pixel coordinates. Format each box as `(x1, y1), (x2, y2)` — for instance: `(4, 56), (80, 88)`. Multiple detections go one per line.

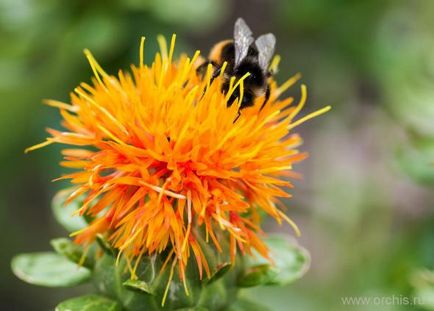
(27, 35), (329, 298)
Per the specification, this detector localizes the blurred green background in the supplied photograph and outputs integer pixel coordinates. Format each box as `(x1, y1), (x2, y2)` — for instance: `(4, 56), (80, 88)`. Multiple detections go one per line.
(2, 0), (434, 310)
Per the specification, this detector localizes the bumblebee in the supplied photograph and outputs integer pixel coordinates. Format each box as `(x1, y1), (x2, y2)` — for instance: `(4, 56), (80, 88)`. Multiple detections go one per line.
(197, 18), (277, 111)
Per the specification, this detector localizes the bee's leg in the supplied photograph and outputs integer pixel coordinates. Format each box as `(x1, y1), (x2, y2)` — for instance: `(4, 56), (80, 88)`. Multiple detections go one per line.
(195, 61), (210, 78)
(206, 66), (221, 87)
(233, 91), (253, 123)
(227, 90), (237, 107)
(196, 61), (219, 80)
(233, 110), (241, 123)
(196, 61), (221, 101)
(211, 67), (221, 80)
(259, 84), (271, 111)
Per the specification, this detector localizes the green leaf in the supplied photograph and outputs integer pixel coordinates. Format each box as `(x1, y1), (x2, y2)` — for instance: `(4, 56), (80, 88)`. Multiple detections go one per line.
(55, 295), (121, 311)
(11, 252), (91, 287)
(411, 269), (434, 310)
(227, 298), (270, 311)
(237, 234), (310, 287)
(395, 137), (434, 185)
(51, 238), (94, 269)
(415, 287), (434, 310)
(175, 308), (208, 311)
(123, 279), (154, 295)
(52, 190), (88, 233)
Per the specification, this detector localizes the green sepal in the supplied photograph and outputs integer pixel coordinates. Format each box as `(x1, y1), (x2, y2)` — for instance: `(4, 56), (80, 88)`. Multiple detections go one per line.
(50, 237), (94, 269)
(237, 234), (310, 287)
(123, 279), (155, 295)
(205, 262), (232, 285)
(236, 264), (272, 287)
(55, 294), (121, 311)
(96, 233), (118, 256)
(92, 250), (240, 310)
(52, 190), (87, 233)
(93, 253), (202, 310)
(11, 252), (91, 287)
(196, 278), (237, 310)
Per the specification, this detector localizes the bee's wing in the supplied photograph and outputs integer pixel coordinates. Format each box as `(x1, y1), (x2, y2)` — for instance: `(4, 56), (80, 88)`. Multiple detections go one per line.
(255, 33), (276, 73)
(234, 18), (254, 67)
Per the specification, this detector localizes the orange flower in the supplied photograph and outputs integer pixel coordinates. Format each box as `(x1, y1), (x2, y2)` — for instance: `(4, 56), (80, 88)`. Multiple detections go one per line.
(27, 35), (329, 300)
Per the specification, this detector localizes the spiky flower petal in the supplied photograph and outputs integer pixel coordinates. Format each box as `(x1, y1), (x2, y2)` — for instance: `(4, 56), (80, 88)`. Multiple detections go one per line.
(27, 35), (329, 298)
